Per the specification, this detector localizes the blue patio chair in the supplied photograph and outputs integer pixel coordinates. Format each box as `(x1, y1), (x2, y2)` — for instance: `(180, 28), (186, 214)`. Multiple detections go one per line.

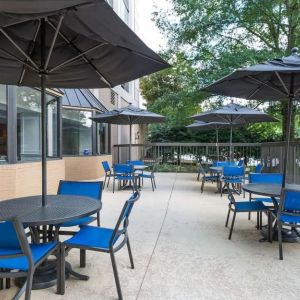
(226, 188), (270, 240)
(238, 159), (244, 167)
(57, 181), (103, 267)
(221, 166), (244, 197)
(255, 163), (263, 173)
(102, 161), (114, 188)
(247, 173), (282, 229)
(278, 188), (300, 260)
(0, 218), (61, 300)
(199, 164), (219, 193)
(113, 164), (136, 193)
(61, 191), (140, 299)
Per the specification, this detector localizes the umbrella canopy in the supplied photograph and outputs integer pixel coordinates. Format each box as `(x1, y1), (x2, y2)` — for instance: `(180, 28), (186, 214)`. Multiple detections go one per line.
(91, 103), (166, 160)
(191, 103), (278, 159)
(91, 103), (166, 125)
(191, 103), (277, 124)
(0, 0), (170, 88)
(0, 0), (170, 205)
(186, 121), (231, 160)
(202, 48), (300, 186)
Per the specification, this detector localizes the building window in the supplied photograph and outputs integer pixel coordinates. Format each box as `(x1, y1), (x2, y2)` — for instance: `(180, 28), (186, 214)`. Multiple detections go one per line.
(120, 0), (129, 25)
(16, 87), (59, 161)
(0, 85), (7, 161)
(97, 123), (110, 154)
(62, 109), (93, 156)
(110, 89), (117, 105)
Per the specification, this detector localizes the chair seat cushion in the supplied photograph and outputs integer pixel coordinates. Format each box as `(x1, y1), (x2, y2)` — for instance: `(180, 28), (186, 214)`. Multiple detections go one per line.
(253, 197), (274, 203)
(0, 242), (57, 271)
(64, 226), (121, 251)
(280, 213), (300, 224)
(234, 201), (268, 212)
(61, 216), (95, 227)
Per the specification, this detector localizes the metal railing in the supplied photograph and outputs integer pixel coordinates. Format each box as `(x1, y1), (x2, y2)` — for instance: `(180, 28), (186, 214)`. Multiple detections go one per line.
(113, 142), (261, 173)
(113, 141), (300, 183)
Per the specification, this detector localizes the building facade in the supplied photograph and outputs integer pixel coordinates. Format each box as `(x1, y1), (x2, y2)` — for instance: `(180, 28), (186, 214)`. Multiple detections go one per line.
(0, 0), (144, 201)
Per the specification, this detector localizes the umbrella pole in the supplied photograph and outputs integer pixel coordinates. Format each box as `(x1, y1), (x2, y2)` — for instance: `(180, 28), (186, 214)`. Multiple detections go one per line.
(282, 96), (293, 187)
(41, 18), (47, 206)
(229, 125), (233, 161)
(129, 124), (132, 161)
(216, 128), (219, 161)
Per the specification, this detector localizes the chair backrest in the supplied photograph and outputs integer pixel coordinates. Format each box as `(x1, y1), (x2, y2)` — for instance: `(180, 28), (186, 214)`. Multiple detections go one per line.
(280, 189), (300, 216)
(58, 181), (103, 201)
(238, 159), (244, 167)
(249, 173), (283, 184)
(223, 166), (244, 177)
(110, 191), (140, 248)
(0, 218), (33, 266)
(102, 161), (111, 173)
(126, 160), (144, 166)
(114, 164), (134, 175)
(255, 164), (263, 173)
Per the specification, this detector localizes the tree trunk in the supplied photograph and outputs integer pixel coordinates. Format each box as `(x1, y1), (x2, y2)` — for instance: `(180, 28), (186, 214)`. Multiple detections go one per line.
(281, 102), (295, 141)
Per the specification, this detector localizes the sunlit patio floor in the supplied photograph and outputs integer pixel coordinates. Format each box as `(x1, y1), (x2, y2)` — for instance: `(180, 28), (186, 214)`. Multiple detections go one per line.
(3, 172), (300, 300)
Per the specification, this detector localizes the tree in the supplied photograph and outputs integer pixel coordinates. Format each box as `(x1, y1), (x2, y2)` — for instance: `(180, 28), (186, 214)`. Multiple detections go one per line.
(151, 0), (300, 140)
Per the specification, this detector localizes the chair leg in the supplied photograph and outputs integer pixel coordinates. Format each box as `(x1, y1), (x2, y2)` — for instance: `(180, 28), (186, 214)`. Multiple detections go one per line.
(126, 238), (134, 269)
(259, 212), (262, 230)
(110, 251), (123, 300)
(24, 267), (34, 300)
(80, 249), (86, 268)
(107, 175), (111, 188)
(59, 244), (66, 295)
(97, 212), (101, 227)
(103, 175), (107, 189)
(113, 177), (115, 193)
(151, 177), (154, 192)
(153, 176), (156, 189)
(220, 181), (223, 197)
(248, 194), (252, 220)
(225, 208), (231, 227)
(12, 281), (27, 300)
(56, 245), (63, 295)
(228, 211), (236, 240)
(201, 179), (204, 193)
(278, 221), (283, 260)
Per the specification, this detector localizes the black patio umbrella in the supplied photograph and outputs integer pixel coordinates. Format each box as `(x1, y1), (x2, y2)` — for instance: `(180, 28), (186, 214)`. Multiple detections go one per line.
(191, 103), (278, 159)
(91, 103), (166, 160)
(186, 121), (231, 160)
(0, 0), (170, 205)
(202, 48), (300, 186)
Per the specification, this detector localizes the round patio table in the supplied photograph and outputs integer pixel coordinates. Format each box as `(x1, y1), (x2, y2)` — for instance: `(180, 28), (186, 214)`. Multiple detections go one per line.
(0, 194), (101, 227)
(0, 195), (101, 290)
(242, 183), (300, 242)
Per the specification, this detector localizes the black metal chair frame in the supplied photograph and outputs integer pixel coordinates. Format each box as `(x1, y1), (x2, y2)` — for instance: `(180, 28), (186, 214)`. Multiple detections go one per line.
(199, 164), (219, 193)
(225, 186), (271, 240)
(103, 167), (114, 189)
(0, 218), (62, 300)
(61, 191), (140, 300)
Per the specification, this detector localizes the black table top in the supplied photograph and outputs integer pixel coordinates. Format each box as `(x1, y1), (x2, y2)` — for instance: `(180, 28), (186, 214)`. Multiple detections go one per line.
(242, 183), (300, 198)
(0, 195), (101, 226)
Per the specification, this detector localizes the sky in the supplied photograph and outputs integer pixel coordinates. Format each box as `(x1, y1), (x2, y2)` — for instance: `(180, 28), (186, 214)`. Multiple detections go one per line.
(135, 0), (170, 51)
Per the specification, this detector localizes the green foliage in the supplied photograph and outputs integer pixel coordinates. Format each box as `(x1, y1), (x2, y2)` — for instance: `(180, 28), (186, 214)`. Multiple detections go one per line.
(140, 0), (300, 142)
